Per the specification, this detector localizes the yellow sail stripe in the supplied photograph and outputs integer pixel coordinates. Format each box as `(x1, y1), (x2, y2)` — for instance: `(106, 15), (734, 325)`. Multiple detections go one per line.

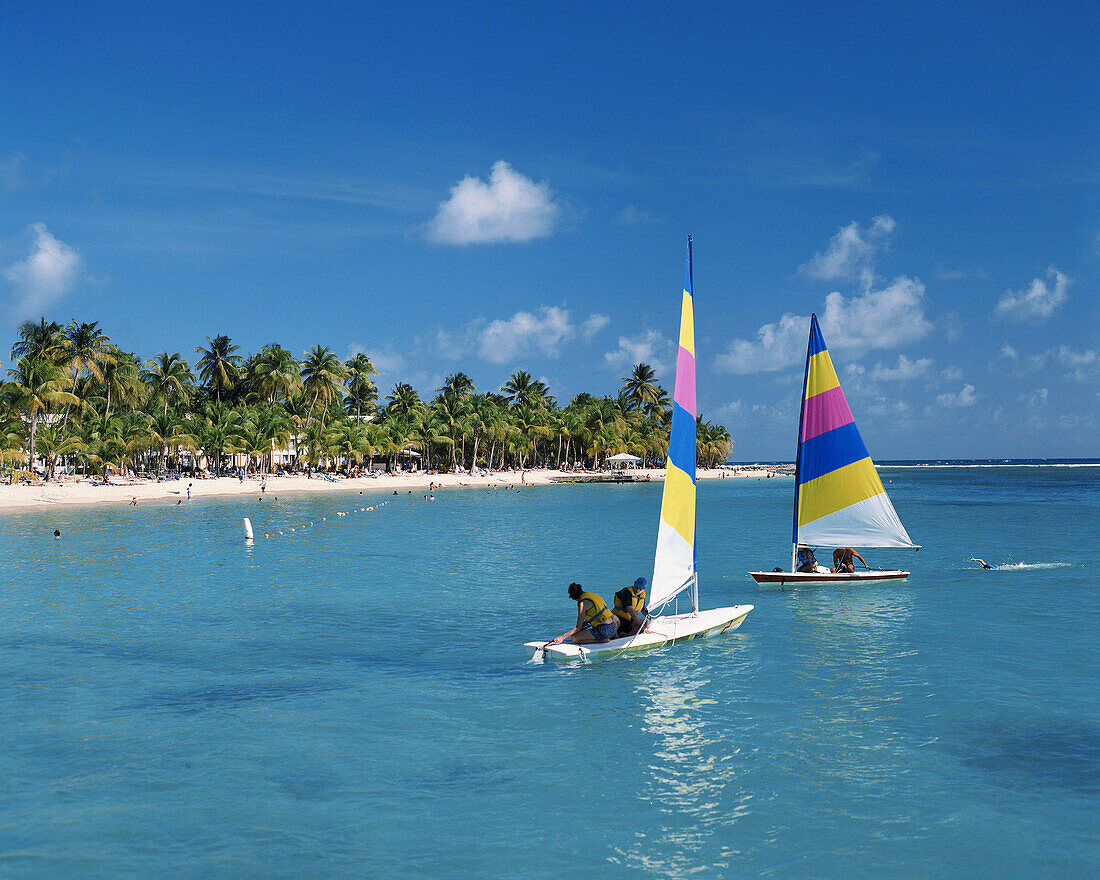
(804, 349), (840, 399)
(660, 459), (696, 545)
(678, 290), (695, 356)
(797, 456), (886, 526)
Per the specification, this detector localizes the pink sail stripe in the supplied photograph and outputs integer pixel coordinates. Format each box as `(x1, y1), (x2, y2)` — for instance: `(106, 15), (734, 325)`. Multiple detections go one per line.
(801, 385), (854, 441)
(673, 346), (696, 416)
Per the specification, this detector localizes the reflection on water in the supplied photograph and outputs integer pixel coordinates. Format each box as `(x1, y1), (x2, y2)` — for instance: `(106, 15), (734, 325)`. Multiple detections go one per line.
(615, 647), (755, 877)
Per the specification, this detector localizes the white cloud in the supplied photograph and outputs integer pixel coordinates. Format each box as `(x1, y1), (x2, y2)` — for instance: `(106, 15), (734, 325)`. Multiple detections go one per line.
(1000, 344), (1018, 360)
(937, 384), (977, 407)
(714, 312), (808, 374)
(617, 205), (656, 225)
(1056, 345), (1097, 382)
(1, 152), (27, 192)
(477, 306), (575, 363)
(995, 267), (1070, 322)
(820, 276), (931, 348)
(866, 398), (911, 416)
(604, 329), (675, 374)
(3, 222), (82, 321)
(581, 313), (610, 340)
(942, 365), (963, 380)
(799, 215), (895, 281)
(715, 275), (931, 374)
(871, 354), (933, 381)
(426, 161), (560, 244)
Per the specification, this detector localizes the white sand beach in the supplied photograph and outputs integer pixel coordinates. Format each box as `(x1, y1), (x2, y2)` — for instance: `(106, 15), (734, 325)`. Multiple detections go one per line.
(0, 466), (788, 511)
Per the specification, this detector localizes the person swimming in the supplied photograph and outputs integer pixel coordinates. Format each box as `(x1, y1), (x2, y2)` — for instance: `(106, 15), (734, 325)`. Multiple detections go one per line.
(970, 558), (994, 570)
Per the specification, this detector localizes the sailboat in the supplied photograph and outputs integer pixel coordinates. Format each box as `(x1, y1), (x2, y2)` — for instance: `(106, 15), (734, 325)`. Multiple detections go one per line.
(526, 237), (753, 662)
(749, 314), (919, 586)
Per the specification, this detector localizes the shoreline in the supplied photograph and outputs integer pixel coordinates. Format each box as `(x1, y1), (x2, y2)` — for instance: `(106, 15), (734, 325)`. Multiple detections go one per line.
(0, 466), (788, 512)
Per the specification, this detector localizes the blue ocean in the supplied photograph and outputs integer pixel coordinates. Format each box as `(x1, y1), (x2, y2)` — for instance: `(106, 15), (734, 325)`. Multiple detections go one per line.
(2, 465), (1098, 878)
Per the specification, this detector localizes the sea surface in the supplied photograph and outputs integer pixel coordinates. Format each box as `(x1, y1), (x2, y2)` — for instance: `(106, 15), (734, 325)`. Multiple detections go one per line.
(1, 466), (1098, 878)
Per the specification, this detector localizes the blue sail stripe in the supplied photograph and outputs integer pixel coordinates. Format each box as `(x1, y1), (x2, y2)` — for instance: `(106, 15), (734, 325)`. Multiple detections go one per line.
(666, 401), (696, 481)
(797, 421), (869, 484)
(807, 315), (826, 357)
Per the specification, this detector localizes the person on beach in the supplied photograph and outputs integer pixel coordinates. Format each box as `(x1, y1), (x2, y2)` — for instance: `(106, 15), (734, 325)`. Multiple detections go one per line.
(187, 483), (192, 500)
(612, 577), (650, 638)
(971, 558), (994, 570)
(130, 497), (138, 506)
(54, 529), (61, 538)
(546, 583), (619, 646)
(831, 548), (868, 573)
(796, 547), (821, 573)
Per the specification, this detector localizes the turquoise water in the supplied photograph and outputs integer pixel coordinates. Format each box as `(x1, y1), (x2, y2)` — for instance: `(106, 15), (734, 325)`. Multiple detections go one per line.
(2, 468), (1098, 878)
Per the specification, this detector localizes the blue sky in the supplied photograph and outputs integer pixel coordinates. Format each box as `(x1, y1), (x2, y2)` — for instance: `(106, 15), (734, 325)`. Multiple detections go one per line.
(1, 1), (1096, 459)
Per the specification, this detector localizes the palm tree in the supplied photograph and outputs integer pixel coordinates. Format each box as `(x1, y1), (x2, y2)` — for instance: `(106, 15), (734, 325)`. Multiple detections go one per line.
(148, 410), (196, 473)
(621, 363), (664, 414)
(502, 370), (550, 409)
(255, 344), (302, 403)
(239, 404), (291, 472)
(143, 352), (194, 416)
(386, 383), (423, 418)
(33, 422), (85, 481)
(195, 335), (243, 403)
(300, 345), (346, 430)
(118, 411), (155, 474)
(98, 348), (143, 418)
(4, 356), (79, 471)
(433, 393), (471, 471)
(78, 411), (127, 476)
(408, 408), (450, 471)
(11, 318), (65, 364)
(61, 320), (115, 420)
(200, 403), (244, 474)
(697, 418), (733, 468)
(344, 353), (379, 420)
(439, 372), (475, 398)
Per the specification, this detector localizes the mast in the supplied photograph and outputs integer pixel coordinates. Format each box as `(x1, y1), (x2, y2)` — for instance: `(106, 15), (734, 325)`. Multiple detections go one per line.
(650, 236), (699, 611)
(791, 314), (815, 572)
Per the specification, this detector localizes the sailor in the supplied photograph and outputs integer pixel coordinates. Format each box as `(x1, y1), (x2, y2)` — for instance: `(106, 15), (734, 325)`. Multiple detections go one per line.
(796, 547), (820, 573)
(831, 548), (868, 573)
(612, 577), (650, 637)
(546, 583), (619, 645)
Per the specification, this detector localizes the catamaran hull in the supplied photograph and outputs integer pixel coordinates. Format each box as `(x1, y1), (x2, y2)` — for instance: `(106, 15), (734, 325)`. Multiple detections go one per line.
(525, 604), (754, 663)
(749, 570), (909, 587)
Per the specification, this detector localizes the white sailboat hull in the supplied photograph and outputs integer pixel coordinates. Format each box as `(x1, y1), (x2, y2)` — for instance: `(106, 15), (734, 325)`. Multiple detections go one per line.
(749, 569), (909, 588)
(525, 604), (753, 663)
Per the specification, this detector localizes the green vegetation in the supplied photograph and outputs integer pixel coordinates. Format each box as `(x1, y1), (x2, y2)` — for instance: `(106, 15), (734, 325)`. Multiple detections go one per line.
(1, 319), (733, 480)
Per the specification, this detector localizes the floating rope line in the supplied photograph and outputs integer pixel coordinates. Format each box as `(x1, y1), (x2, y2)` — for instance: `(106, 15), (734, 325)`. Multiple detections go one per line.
(259, 500), (392, 539)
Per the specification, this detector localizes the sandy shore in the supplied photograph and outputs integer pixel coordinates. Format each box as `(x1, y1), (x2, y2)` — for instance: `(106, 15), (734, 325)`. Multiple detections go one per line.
(0, 466), (788, 511)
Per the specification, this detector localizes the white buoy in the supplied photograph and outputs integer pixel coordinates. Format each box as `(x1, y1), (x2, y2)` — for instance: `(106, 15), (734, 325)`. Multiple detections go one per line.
(244, 517), (254, 541)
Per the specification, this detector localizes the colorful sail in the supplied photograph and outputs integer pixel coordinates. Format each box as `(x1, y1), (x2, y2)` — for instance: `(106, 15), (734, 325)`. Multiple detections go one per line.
(651, 237), (697, 609)
(794, 314), (915, 549)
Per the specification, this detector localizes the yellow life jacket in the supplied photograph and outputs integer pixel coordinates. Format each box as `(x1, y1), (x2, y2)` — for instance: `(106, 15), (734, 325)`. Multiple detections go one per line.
(613, 587), (646, 622)
(578, 591), (613, 628)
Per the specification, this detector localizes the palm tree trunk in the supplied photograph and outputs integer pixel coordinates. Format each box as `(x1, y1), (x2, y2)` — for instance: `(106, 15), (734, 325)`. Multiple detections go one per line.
(469, 434), (480, 474)
(28, 410), (38, 472)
